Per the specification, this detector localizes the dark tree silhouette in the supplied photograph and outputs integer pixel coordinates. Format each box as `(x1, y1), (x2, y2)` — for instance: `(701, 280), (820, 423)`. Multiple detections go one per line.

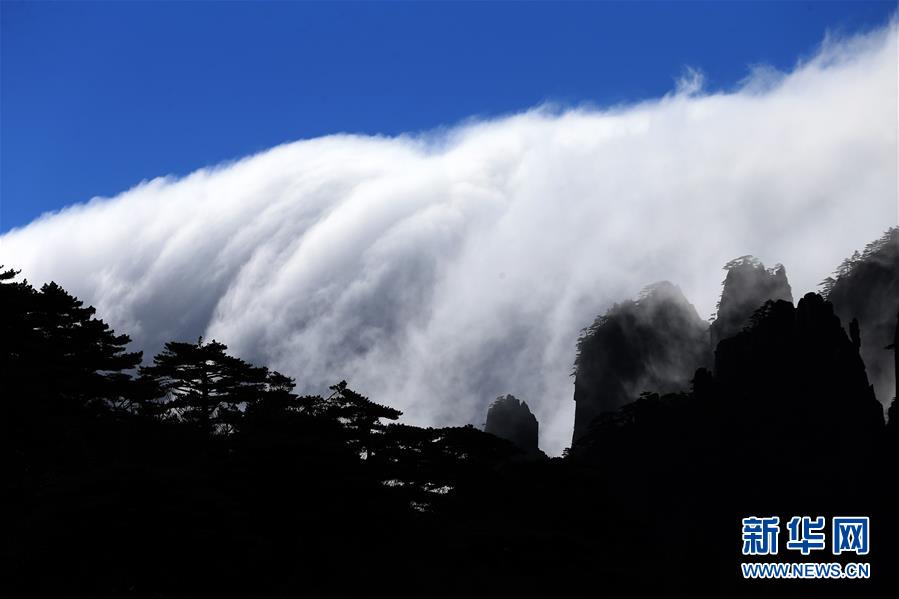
(243, 370), (303, 421)
(319, 379), (402, 458)
(1, 268), (142, 413)
(140, 337), (267, 434)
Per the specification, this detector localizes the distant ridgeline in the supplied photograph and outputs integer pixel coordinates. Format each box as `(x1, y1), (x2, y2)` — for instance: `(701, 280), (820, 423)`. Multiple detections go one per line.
(3, 226), (898, 597)
(571, 229), (897, 445)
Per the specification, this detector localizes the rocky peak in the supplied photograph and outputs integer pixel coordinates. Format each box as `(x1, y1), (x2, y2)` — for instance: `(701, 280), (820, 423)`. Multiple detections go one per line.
(571, 281), (711, 443)
(485, 394), (539, 454)
(710, 256), (793, 348)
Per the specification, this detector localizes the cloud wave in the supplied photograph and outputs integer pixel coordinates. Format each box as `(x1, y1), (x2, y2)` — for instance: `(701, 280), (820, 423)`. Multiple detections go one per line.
(2, 22), (897, 455)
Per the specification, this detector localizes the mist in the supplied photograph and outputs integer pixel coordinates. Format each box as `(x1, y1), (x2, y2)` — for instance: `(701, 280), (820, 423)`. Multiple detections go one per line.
(2, 21), (896, 455)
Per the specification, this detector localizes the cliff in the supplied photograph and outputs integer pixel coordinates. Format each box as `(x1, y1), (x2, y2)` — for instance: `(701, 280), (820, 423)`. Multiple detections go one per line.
(710, 256), (793, 349)
(484, 394), (539, 454)
(824, 227), (898, 414)
(571, 281), (710, 443)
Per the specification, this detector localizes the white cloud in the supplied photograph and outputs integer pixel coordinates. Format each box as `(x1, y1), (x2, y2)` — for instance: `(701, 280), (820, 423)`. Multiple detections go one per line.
(2, 21), (896, 455)
(674, 66), (705, 96)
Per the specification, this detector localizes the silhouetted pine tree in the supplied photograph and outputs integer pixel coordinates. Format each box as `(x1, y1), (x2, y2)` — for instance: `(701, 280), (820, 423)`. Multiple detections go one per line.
(1, 268), (142, 413)
(322, 380), (402, 459)
(140, 338), (267, 434)
(243, 371), (301, 419)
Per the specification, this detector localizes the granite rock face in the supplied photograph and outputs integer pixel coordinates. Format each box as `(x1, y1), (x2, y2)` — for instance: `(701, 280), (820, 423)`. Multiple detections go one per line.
(824, 228), (898, 413)
(568, 233), (897, 449)
(571, 281), (711, 443)
(485, 394), (539, 454)
(887, 311), (898, 436)
(710, 256), (793, 349)
(713, 292), (884, 458)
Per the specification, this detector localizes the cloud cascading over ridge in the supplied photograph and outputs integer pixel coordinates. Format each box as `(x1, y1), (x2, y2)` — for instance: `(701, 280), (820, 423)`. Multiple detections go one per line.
(2, 22), (897, 455)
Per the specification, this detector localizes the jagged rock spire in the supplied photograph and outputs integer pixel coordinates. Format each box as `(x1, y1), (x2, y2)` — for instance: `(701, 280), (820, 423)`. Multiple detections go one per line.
(485, 394), (539, 454)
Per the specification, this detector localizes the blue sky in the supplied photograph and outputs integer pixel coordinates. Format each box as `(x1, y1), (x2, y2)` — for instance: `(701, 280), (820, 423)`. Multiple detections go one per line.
(1, 0), (894, 232)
